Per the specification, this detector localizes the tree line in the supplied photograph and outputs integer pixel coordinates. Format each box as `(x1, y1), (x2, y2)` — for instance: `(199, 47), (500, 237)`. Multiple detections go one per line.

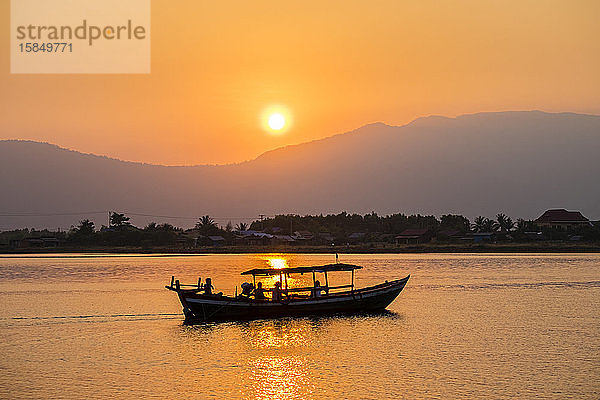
(1, 210), (599, 247)
(251, 212), (598, 241)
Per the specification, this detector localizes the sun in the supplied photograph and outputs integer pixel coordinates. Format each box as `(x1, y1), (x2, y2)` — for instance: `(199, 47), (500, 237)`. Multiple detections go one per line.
(268, 113), (285, 130)
(261, 105), (292, 134)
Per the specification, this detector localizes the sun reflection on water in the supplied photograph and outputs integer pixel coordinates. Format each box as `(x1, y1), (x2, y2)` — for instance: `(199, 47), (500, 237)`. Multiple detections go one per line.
(257, 255), (305, 288)
(267, 258), (288, 269)
(250, 355), (311, 400)
(242, 320), (317, 400)
(244, 321), (311, 349)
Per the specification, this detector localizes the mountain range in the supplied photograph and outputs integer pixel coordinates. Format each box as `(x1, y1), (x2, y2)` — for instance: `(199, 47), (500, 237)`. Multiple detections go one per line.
(1, 110), (599, 230)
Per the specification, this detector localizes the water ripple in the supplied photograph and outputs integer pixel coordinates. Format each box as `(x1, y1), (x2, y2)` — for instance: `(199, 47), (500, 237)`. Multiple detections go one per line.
(417, 280), (600, 290)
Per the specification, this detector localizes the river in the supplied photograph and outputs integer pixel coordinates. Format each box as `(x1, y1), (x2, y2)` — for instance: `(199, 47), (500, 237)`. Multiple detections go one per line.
(0, 253), (598, 399)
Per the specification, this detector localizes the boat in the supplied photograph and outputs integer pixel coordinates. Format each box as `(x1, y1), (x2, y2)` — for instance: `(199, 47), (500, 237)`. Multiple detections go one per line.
(166, 262), (410, 323)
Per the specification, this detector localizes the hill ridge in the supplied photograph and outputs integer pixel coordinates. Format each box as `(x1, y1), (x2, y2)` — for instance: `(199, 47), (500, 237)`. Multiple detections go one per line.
(3, 110), (599, 167)
(1, 110), (599, 229)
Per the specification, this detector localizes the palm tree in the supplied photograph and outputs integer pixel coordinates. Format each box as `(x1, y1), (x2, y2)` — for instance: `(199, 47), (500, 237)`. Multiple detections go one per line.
(488, 218), (499, 232)
(472, 216), (498, 233)
(472, 216), (486, 233)
(496, 213), (514, 233)
(484, 218), (498, 232)
(196, 215), (217, 234)
(235, 222), (248, 231)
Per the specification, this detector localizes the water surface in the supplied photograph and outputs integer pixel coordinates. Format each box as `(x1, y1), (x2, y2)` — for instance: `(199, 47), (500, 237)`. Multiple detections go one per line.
(0, 253), (598, 399)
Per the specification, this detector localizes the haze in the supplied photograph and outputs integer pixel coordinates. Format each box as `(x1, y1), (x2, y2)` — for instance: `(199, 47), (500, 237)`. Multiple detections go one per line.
(2, 111), (599, 229)
(1, 1), (599, 165)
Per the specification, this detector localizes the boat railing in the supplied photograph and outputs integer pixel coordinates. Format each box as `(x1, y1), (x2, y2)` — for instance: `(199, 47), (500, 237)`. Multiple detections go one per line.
(168, 277), (205, 291)
(284, 284), (353, 293)
(167, 276), (355, 295)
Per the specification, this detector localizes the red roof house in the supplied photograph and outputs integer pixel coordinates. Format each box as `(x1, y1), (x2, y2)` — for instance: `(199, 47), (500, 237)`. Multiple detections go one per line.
(395, 228), (433, 244)
(534, 209), (591, 229)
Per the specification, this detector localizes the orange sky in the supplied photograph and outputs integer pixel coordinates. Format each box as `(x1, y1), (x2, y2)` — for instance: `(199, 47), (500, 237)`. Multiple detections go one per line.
(1, 0), (599, 165)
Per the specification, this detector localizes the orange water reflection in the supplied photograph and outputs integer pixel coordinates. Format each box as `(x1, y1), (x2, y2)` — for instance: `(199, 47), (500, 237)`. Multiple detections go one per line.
(253, 255), (308, 289)
(250, 355), (311, 400)
(3, 254), (598, 399)
(242, 320), (317, 400)
(244, 321), (311, 349)
(267, 258), (288, 269)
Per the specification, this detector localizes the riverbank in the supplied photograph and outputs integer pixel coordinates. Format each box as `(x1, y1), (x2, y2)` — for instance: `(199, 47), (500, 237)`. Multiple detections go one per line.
(2, 242), (600, 254)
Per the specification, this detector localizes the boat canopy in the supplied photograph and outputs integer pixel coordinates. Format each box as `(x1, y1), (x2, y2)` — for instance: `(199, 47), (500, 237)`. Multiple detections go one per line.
(241, 263), (362, 276)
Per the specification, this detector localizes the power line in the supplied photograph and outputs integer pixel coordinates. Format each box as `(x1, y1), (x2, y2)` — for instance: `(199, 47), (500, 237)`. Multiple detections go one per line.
(0, 211), (108, 217)
(0, 210), (268, 221)
(125, 213), (261, 221)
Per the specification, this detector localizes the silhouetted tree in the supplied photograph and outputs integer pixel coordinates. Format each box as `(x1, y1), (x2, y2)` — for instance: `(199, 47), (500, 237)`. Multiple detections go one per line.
(440, 214), (470, 233)
(196, 215), (218, 235)
(69, 219), (96, 244)
(472, 216), (485, 233)
(225, 221), (233, 232)
(75, 219), (95, 235)
(515, 218), (536, 233)
(472, 216), (497, 233)
(141, 222), (179, 245)
(236, 222), (248, 231)
(485, 218), (498, 232)
(496, 213), (514, 233)
(110, 212), (130, 228)
(144, 222), (176, 232)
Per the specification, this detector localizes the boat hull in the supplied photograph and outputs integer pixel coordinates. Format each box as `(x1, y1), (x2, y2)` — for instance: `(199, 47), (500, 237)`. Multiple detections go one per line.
(170, 275), (410, 323)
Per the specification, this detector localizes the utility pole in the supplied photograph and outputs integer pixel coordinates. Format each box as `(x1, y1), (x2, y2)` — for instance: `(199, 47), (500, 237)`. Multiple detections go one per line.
(259, 214), (265, 231)
(108, 211), (111, 228)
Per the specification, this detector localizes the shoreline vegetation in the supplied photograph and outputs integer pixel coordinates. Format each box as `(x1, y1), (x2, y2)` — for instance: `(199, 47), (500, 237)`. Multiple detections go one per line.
(2, 210), (599, 254)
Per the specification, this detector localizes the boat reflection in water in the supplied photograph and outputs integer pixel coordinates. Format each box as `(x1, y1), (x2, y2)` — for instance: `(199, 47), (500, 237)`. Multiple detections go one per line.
(181, 311), (402, 399)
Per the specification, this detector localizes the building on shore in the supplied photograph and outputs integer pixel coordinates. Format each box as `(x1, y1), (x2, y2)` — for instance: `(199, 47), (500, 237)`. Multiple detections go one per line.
(471, 232), (496, 243)
(534, 209), (592, 230)
(8, 236), (61, 248)
(234, 230), (274, 246)
(395, 228), (433, 244)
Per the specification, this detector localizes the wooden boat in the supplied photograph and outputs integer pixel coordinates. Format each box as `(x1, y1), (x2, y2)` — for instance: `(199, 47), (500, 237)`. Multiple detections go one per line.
(166, 263), (409, 323)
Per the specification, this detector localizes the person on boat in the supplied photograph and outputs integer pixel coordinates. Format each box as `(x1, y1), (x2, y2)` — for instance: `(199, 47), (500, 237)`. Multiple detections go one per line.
(240, 282), (254, 297)
(312, 280), (325, 298)
(204, 277), (214, 295)
(272, 281), (284, 302)
(253, 282), (266, 300)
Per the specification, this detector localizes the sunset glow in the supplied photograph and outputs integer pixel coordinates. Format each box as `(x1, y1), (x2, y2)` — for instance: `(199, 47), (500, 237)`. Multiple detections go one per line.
(1, 1), (598, 165)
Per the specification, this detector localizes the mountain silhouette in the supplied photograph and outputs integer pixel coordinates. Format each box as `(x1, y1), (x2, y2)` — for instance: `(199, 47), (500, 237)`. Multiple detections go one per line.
(1, 111), (599, 229)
